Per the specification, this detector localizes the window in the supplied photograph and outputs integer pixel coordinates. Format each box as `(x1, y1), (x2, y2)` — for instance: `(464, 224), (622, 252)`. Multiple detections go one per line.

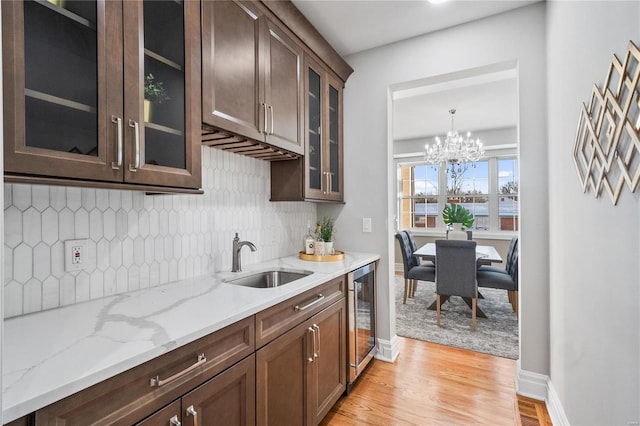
(498, 158), (519, 231)
(398, 157), (518, 232)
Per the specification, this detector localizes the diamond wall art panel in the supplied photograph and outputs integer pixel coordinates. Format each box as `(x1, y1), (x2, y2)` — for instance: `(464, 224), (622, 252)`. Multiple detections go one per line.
(573, 40), (640, 205)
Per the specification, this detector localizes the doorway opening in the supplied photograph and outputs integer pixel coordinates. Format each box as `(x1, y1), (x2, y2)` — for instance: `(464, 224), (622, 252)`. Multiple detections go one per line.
(389, 61), (520, 360)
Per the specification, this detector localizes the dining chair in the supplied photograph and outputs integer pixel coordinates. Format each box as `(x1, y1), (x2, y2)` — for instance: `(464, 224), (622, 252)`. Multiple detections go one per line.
(396, 231), (436, 304)
(435, 239), (478, 331)
(477, 236), (519, 313)
(404, 229), (433, 297)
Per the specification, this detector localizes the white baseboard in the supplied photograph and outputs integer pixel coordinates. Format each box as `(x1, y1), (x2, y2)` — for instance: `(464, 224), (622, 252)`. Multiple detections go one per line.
(375, 334), (400, 363)
(516, 363), (548, 400)
(517, 362), (570, 425)
(546, 380), (570, 426)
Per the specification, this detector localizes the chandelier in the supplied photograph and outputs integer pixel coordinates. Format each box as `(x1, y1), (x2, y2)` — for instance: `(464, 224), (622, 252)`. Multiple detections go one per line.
(424, 109), (484, 167)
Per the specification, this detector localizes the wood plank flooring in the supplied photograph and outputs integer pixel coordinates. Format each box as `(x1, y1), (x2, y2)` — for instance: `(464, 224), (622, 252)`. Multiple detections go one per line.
(321, 336), (519, 425)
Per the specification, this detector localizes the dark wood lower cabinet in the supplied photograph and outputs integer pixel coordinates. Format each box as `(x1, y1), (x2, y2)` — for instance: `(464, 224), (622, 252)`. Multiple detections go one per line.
(138, 354), (255, 426)
(9, 277), (350, 426)
(256, 299), (346, 426)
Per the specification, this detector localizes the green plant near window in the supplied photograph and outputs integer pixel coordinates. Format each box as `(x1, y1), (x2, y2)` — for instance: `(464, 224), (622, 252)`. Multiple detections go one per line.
(317, 216), (335, 242)
(144, 73), (170, 104)
(442, 203), (474, 229)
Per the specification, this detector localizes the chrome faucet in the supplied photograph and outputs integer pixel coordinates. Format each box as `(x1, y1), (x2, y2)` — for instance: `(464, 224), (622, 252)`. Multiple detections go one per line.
(232, 233), (257, 272)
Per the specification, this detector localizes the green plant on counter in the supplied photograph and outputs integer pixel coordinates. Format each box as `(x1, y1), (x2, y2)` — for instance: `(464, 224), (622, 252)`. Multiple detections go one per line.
(442, 203), (474, 229)
(144, 73), (170, 104)
(317, 216), (335, 242)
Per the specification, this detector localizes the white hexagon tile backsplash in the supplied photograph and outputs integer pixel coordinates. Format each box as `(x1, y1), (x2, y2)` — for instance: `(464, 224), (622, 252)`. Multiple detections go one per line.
(3, 147), (316, 318)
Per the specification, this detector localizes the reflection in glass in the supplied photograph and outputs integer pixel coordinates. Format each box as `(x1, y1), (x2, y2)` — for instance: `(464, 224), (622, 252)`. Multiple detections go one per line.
(24, 0), (98, 155)
(308, 68), (322, 190)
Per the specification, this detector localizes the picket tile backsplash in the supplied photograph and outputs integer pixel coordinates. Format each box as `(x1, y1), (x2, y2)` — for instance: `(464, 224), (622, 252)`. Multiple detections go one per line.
(4, 148), (315, 318)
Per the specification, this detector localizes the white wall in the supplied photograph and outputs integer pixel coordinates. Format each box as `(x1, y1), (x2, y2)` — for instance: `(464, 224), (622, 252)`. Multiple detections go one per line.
(319, 3), (549, 371)
(547, 1), (640, 424)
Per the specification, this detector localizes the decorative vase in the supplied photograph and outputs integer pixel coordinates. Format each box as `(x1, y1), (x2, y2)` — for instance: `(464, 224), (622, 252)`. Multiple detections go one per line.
(448, 223), (467, 240)
(324, 241), (334, 255)
(144, 99), (152, 123)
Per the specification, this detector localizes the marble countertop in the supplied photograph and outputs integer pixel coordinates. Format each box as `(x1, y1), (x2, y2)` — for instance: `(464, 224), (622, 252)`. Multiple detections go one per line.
(2, 252), (379, 423)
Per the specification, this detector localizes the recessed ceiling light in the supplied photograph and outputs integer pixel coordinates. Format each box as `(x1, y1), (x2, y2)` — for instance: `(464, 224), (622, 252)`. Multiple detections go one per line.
(428, 0), (450, 4)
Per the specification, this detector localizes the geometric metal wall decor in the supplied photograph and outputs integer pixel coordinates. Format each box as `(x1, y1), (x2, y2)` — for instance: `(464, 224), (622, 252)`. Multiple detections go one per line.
(573, 40), (640, 205)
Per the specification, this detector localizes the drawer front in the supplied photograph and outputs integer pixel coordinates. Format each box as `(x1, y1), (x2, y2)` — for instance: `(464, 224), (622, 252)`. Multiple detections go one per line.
(256, 275), (346, 348)
(35, 317), (255, 426)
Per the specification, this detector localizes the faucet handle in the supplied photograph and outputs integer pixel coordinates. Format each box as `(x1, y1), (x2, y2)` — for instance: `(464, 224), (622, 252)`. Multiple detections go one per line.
(234, 233), (239, 242)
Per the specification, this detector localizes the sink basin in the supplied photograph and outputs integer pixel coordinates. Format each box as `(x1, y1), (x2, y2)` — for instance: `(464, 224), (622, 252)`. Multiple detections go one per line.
(224, 268), (312, 288)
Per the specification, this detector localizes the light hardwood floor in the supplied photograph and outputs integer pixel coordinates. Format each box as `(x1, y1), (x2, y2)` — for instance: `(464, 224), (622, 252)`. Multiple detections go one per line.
(321, 336), (519, 425)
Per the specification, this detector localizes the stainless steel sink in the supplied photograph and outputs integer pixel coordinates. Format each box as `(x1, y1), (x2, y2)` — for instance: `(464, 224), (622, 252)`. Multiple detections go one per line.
(224, 268), (312, 288)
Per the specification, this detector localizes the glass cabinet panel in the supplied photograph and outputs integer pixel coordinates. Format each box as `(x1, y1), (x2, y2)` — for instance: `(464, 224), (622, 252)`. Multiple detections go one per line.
(23, 0), (98, 156)
(308, 68), (322, 191)
(143, 0), (186, 170)
(328, 84), (339, 194)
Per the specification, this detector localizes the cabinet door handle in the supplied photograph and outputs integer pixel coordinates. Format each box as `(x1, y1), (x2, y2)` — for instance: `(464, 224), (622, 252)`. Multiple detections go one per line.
(294, 293), (325, 312)
(111, 115), (123, 170)
(313, 323), (320, 357)
(268, 104), (274, 135)
(327, 172), (333, 194)
(307, 327), (315, 363)
(128, 119), (140, 172)
(150, 353), (206, 387)
(261, 102), (268, 134)
(323, 172), (327, 195)
(186, 405), (198, 426)
(169, 415), (181, 426)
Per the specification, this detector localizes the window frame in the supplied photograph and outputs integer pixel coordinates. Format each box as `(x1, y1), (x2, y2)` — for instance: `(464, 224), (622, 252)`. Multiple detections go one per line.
(396, 155), (518, 236)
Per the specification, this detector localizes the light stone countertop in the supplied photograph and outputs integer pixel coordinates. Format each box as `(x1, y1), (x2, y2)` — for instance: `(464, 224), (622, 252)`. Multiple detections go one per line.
(2, 252), (380, 423)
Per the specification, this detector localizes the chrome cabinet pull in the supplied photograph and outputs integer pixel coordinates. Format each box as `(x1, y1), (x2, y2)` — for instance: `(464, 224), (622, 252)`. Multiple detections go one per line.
(186, 405), (198, 426)
(128, 119), (140, 172)
(169, 415), (181, 426)
(294, 294), (325, 312)
(150, 353), (206, 387)
(313, 323), (320, 357)
(307, 327), (315, 363)
(261, 102), (268, 134)
(111, 115), (122, 170)
(268, 104), (274, 135)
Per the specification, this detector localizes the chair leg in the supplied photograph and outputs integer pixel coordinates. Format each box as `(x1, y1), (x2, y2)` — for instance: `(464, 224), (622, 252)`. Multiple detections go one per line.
(411, 279), (417, 297)
(403, 278), (409, 304)
(510, 290), (519, 315)
(436, 294), (441, 327)
(472, 297), (477, 331)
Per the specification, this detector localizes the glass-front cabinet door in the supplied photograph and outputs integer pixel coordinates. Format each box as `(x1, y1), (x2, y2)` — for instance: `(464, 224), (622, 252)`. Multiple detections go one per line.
(2, 0), (201, 190)
(119, 0), (200, 188)
(304, 57), (344, 202)
(3, 0), (124, 181)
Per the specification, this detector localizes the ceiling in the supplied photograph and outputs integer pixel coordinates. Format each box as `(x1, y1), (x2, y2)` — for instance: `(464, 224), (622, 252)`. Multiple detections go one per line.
(291, 0), (541, 57)
(291, 0), (536, 141)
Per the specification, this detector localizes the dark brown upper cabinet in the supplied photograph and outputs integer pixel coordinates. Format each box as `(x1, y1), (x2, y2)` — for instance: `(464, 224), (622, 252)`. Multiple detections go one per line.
(271, 57), (344, 202)
(201, 0), (304, 156)
(2, 0), (201, 191)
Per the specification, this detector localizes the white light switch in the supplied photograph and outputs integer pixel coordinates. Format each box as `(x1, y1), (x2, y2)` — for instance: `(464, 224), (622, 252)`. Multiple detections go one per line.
(362, 218), (372, 233)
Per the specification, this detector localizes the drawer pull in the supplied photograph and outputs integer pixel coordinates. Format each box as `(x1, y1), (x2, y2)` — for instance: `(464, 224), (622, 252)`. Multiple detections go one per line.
(294, 294), (325, 312)
(150, 353), (206, 387)
(169, 415), (181, 426)
(186, 405), (198, 426)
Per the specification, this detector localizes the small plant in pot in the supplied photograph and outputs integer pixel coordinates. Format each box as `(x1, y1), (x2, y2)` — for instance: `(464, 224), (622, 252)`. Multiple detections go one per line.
(315, 216), (335, 255)
(442, 203), (474, 238)
(143, 73), (170, 122)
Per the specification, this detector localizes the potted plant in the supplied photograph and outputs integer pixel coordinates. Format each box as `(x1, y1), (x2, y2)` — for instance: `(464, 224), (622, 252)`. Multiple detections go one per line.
(144, 73), (170, 122)
(442, 203), (474, 239)
(316, 216), (335, 255)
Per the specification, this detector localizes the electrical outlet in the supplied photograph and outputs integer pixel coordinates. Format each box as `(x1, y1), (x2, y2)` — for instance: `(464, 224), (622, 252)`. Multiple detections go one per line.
(362, 218), (372, 233)
(65, 239), (88, 272)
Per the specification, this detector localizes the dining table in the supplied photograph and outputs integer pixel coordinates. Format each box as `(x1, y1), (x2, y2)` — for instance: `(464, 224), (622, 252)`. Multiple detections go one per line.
(413, 242), (504, 319)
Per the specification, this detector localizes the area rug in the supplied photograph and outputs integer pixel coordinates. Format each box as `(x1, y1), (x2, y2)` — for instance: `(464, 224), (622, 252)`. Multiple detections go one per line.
(394, 275), (519, 359)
